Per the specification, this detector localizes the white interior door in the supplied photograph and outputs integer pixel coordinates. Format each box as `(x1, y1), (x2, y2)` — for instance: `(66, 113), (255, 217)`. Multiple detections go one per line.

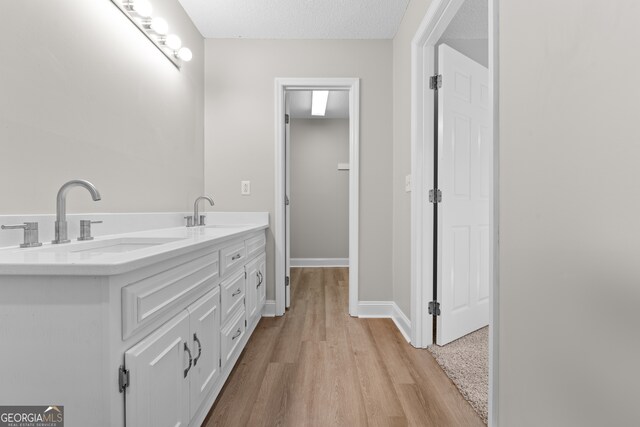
(436, 44), (491, 345)
(285, 93), (291, 308)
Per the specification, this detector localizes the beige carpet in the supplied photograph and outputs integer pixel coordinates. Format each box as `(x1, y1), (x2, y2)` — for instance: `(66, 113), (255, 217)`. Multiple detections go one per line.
(428, 327), (488, 424)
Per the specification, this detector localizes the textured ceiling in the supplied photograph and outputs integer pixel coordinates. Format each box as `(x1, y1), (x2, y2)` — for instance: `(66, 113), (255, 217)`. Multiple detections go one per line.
(289, 91), (349, 119)
(440, 0), (487, 40)
(178, 0), (410, 39)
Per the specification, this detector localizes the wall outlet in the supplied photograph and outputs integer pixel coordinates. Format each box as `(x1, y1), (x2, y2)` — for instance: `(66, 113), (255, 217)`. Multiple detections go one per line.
(405, 175), (412, 192)
(241, 181), (251, 195)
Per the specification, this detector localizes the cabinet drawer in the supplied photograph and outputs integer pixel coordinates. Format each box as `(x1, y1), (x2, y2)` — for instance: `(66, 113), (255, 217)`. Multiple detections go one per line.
(220, 269), (245, 324)
(221, 307), (246, 366)
(220, 241), (246, 276)
(122, 249), (219, 339)
(245, 233), (266, 260)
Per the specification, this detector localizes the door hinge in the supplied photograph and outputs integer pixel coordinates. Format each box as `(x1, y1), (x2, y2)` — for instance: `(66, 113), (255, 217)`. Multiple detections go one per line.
(429, 189), (442, 204)
(219, 358), (222, 368)
(245, 319), (247, 327)
(428, 301), (441, 316)
(285, 114), (290, 124)
(244, 270), (247, 279)
(429, 74), (442, 90)
(285, 276), (290, 287)
(118, 365), (130, 393)
(285, 195), (290, 206)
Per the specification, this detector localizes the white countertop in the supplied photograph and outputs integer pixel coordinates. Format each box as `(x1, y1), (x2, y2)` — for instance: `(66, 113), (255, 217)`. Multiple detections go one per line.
(0, 222), (268, 276)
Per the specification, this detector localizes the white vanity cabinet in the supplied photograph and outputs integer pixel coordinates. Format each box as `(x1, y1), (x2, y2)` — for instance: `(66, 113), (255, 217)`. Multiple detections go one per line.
(187, 288), (221, 417)
(121, 230), (267, 427)
(245, 254), (267, 323)
(0, 225), (267, 427)
(125, 288), (221, 427)
(124, 310), (192, 427)
(258, 255), (267, 311)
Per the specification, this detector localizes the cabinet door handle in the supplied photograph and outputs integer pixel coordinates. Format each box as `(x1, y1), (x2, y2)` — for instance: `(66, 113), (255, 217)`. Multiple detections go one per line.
(232, 289), (241, 297)
(184, 342), (193, 378)
(231, 254), (241, 261)
(193, 333), (202, 366)
(259, 271), (263, 285)
(231, 328), (242, 340)
(256, 271), (261, 288)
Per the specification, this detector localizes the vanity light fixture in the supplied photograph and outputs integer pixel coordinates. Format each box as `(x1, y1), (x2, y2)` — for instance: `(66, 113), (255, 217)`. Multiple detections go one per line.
(177, 47), (193, 62)
(150, 17), (168, 35)
(311, 91), (329, 116)
(110, 0), (192, 69)
(164, 34), (182, 50)
(131, 0), (152, 18)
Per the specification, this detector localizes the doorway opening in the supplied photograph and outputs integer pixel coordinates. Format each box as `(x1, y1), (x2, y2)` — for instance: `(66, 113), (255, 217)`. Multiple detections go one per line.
(274, 78), (360, 317)
(411, 0), (497, 424)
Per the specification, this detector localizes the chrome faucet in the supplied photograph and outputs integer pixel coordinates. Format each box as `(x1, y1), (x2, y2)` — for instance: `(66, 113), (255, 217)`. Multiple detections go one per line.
(189, 196), (214, 227)
(52, 180), (101, 244)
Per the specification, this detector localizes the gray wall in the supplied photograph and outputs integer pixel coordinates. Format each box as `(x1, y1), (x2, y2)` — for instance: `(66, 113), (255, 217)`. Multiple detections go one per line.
(498, 1), (640, 425)
(392, 0), (432, 317)
(204, 39), (393, 301)
(0, 0), (204, 215)
(290, 119), (349, 259)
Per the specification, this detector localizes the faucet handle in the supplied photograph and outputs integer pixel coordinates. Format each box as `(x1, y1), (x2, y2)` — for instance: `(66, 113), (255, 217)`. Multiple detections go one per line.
(78, 219), (102, 241)
(1, 222), (43, 248)
(184, 216), (195, 227)
(199, 215), (207, 227)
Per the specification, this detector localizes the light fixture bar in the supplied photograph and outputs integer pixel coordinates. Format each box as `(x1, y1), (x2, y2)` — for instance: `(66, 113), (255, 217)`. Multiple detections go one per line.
(311, 91), (329, 116)
(110, 0), (191, 69)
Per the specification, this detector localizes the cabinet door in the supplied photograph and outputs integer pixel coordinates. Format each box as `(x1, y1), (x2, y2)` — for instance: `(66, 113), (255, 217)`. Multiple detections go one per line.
(245, 258), (259, 321)
(257, 254), (267, 313)
(188, 287), (221, 417)
(125, 311), (191, 427)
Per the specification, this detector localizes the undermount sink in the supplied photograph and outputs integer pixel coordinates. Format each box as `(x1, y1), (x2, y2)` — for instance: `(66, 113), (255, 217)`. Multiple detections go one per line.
(205, 224), (247, 228)
(43, 237), (184, 255)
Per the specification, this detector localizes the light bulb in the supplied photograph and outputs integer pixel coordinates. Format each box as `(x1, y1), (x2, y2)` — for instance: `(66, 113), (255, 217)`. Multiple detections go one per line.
(150, 17), (168, 35)
(165, 34), (182, 50)
(132, 0), (152, 17)
(177, 47), (193, 62)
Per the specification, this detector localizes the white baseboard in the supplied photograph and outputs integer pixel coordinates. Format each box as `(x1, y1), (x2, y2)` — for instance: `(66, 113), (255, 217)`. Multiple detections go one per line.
(357, 301), (395, 317)
(357, 301), (411, 343)
(290, 258), (349, 267)
(262, 300), (277, 317)
(391, 304), (411, 343)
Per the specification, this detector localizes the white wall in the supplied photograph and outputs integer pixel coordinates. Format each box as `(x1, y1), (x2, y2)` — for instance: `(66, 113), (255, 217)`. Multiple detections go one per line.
(0, 1), (204, 215)
(290, 118), (349, 259)
(498, 1), (640, 425)
(392, 0), (432, 317)
(204, 39), (393, 301)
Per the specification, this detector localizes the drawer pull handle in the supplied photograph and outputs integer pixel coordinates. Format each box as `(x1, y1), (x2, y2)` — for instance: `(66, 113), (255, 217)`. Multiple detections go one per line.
(257, 271), (262, 288)
(184, 342), (193, 378)
(193, 333), (202, 366)
(231, 328), (242, 340)
(231, 254), (242, 261)
(232, 289), (241, 297)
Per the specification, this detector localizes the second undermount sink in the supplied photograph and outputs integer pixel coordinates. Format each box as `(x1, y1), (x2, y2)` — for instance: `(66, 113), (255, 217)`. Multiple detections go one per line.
(44, 237), (184, 255)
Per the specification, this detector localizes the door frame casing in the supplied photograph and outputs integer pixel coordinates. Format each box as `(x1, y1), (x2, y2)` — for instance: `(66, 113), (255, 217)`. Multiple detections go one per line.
(274, 78), (360, 316)
(410, 0), (499, 425)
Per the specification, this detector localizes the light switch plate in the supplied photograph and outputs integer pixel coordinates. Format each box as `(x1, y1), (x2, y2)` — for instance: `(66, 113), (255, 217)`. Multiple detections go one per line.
(241, 181), (251, 195)
(405, 175), (411, 192)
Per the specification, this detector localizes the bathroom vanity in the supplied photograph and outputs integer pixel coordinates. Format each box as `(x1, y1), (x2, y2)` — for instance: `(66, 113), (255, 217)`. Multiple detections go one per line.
(0, 216), (268, 427)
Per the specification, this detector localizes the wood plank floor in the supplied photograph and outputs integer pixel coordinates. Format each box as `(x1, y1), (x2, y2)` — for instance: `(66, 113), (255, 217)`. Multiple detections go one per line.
(203, 267), (484, 427)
